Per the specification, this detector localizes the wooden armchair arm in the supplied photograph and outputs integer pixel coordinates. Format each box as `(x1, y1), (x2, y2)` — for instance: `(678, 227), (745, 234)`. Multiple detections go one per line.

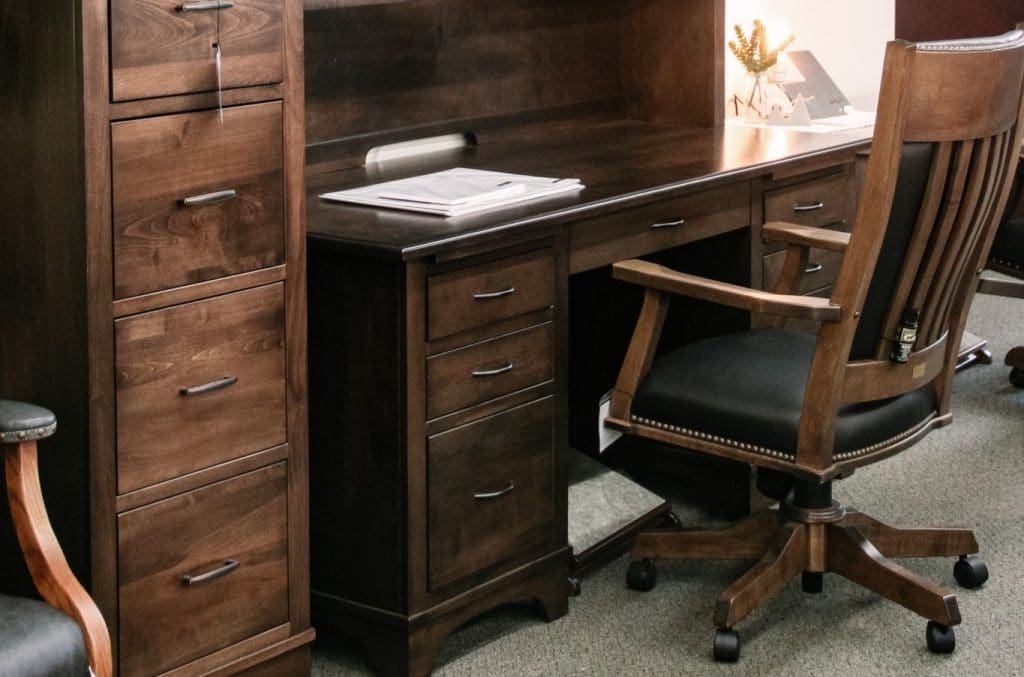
(763, 221), (851, 251)
(612, 259), (842, 323)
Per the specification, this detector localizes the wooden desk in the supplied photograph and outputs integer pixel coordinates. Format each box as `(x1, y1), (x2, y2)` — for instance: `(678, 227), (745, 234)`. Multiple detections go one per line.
(306, 118), (870, 675)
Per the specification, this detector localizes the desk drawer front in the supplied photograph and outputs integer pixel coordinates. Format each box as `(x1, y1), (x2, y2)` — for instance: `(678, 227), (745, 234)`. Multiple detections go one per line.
(763, 171), (852, 252)
(568, 183), (750, 273)
(112, 102), (285, 299)
(118, 463), (289, 676)
(427, 398), (555, 590)
(115, 284), (286, 493)
(763, 247), (845, 295)
(426, 322), (553, 420)
(110, 0), (284, 102)
(427, 249), (554, 340)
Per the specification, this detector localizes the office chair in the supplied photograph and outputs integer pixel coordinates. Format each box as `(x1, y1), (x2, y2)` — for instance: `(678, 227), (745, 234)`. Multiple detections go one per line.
(606, 30), (1024, 661)
(979, 160), (1024, 386)
(1, 400), (112, 677)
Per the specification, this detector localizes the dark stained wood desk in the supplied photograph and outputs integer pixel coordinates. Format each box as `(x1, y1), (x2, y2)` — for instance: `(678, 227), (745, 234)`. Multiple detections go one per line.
(305, 117), (871, 676)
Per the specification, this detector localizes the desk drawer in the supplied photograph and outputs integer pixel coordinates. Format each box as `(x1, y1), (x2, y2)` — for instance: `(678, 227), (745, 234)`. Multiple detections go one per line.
(568, 183), (750, 273)
(110, 0), (284, 102)
(118, 463), (289, 676)
(763, 247), (845, 294)
(115, 284), (286, 493)
(427, 249), (554, 341)
(763, 171), (852, 253)
(112, 102), (285, 299)
(427, 398), (555, 590)
(426, 322), (553, 419)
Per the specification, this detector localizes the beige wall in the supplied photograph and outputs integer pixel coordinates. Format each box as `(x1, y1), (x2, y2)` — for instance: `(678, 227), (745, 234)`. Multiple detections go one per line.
(725, 0), (895, 111)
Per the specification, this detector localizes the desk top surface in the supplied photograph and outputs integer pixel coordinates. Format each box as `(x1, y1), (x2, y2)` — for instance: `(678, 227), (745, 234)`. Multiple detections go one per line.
(306, 118), (871, 261)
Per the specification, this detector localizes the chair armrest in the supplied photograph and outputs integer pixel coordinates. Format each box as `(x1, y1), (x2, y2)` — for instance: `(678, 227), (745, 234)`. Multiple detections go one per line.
(763, 221), (851, 252)
(612, 259), (842, 323)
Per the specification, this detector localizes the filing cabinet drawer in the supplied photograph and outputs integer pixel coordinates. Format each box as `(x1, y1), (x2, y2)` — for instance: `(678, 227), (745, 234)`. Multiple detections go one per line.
(110, 0), (284, 101)
(115, 283), (286, 493)
(763, 247), (845, 295)
(112, 102), (285, 299)
(427, 249), (554, 340)
(568, 182), (750, 273)
(763, 171), (852, 253)
(426, 322), (553, 419)
(427, 397), (555, 590)
(118, 463), (289, 676)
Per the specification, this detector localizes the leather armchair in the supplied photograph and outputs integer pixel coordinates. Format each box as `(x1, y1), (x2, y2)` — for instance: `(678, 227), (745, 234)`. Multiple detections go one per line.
(1, 400), (111, 677)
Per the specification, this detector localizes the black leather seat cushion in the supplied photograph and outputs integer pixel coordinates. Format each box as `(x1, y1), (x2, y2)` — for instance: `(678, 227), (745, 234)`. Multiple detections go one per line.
(0, 594), (89, 676)
(632, 328), (936, 459)
(0, 400), (56, 443)
(990, 216), (1024, 273)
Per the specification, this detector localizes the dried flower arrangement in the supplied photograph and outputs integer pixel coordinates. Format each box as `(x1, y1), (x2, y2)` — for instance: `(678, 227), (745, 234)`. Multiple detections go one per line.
(728, 19), (796, 75)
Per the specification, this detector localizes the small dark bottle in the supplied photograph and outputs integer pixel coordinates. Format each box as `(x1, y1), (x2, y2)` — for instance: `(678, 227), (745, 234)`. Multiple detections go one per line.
(891, 307), (919, 363)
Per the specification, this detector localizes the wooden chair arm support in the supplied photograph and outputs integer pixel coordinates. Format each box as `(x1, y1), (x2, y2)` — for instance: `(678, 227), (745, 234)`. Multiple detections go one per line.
(612, 259), (842, 323)
(763, 221), (851, 252)
(5, 442), (113, 677)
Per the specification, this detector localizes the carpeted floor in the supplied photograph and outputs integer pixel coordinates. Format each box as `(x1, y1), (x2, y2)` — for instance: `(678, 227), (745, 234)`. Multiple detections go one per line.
(312, 289), (1024, 676)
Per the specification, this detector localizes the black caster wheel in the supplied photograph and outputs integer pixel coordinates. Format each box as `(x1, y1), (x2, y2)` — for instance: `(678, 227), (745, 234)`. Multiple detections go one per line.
(953, 556), (989, 589)
(568, 577), (582, 597)
(926, 621), (956, 654)
(663, 511), (683, 529)
(626, 559), (657, 592)
(801, 571), (823, 593)
(713, 628), (740, 662)
(1010, 367), (1024, 388)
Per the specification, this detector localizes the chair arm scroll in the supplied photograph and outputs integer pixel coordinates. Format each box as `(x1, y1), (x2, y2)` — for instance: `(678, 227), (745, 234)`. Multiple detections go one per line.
(612, 259), (842, 323)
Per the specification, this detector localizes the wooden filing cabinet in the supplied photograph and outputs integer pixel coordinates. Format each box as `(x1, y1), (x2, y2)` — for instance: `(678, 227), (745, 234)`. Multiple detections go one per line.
(308, 238), (570, 677)
(0, 0), (311, 674)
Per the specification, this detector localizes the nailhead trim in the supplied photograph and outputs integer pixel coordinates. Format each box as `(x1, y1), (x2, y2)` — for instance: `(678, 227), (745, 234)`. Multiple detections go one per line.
(989, 256), (1023, 273)
(0, 421), (57, 443)
(630, 411), (937, 463)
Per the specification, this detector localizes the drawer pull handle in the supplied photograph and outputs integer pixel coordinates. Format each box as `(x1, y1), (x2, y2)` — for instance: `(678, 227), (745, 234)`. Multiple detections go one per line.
(178, 0), (234, 10)
(472, 287), (516, 300)
(649, 218), (686, 229)
(180, 376), (238, 397)
(181, 559), (239, 586)
(471, 362), (514, 378)
(474, 482), (515, 500)
(180, 189), (237, 206)
(804, 262), (824, 274)
(792, 201), (825, 212)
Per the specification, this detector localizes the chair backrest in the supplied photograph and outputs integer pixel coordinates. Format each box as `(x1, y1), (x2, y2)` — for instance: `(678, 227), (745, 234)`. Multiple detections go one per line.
(797, 31), (1024, 468)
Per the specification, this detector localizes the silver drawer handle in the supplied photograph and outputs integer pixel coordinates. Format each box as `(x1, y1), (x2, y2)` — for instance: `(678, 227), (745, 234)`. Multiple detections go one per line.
(472, 287), (515, 300)
(804, 262), (824, 274)
(180, 376), (237, 397)
(181, 559), (239, 586)
(178, 1), (234, 11)
(180, 189), (237, 206)
(471, 362), (514, 378)
(474, 482), (515, 500)
(792, 201), (825, 212)
(649, 218), (686, 229)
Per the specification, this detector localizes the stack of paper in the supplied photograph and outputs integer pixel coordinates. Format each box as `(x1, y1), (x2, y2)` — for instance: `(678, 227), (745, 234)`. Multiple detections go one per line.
(319, 167), (584, 217)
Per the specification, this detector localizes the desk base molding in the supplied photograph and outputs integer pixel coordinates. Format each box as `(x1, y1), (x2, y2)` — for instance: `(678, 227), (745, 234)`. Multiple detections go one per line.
(312, 548), (570, 677)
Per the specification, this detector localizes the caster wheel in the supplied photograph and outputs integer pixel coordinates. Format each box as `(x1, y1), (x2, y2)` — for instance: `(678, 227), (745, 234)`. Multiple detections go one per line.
(953, 556), (989, 589)
(801, 572), (823, 594)
(626, 559), (656, 592)
(1010, 367), (1024, 388)
(663, 511), (683, 529)
(926, 621), (955, 654)
(568, 577), (582, 597)
(713, 628), (740, 662)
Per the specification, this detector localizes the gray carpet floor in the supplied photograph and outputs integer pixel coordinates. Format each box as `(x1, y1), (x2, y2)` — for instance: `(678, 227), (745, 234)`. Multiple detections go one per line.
(312, 289), (1024, 676)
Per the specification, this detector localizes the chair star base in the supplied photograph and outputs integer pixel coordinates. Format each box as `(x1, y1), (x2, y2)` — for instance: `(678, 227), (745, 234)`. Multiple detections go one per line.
(626, 481), (986, 661)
